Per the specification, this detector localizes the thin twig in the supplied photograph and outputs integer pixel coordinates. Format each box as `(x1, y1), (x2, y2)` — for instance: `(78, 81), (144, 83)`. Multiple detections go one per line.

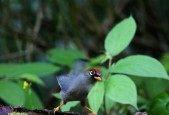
(26, 5), (44, 61)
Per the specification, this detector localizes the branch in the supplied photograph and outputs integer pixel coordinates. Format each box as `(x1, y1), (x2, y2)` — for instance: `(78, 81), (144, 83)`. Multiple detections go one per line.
(0, 106), (80, 115)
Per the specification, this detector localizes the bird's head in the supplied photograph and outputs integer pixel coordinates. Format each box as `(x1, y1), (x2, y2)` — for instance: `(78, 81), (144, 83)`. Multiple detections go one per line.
(88, 68), (102, 81)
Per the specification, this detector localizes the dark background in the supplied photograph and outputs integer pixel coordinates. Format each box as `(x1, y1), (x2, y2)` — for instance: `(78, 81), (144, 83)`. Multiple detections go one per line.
(1, 0), (169, 62)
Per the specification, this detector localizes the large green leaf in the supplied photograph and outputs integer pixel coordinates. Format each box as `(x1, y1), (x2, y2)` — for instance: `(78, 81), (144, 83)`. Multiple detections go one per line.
(24, 88), (43, 109)
(0, 80), (25, 106)
(0, 62), (60, 77)
(88, 81), (105, 113)
(61, 101), (79, 111)
(105, 16), (136, 56)
(109, 55), (169, 80)
(46, 48), (86, 67)
(16, 73), (45, 86)
(105, 95), (115, 113)
(105, 75), (138, 109)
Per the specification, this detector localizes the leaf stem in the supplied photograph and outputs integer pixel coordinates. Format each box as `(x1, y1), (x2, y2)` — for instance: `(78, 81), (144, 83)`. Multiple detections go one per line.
(105, 57), (113, 80)
(103, 94), (108, 115)
(108, 57), (112, 68)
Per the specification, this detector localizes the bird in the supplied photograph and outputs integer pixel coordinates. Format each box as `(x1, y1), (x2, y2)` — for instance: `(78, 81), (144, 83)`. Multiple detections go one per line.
(54, 68), (102, 114)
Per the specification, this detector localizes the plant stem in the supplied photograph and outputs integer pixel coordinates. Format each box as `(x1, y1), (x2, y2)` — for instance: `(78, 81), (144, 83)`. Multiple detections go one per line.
(104, 56), (113, 114)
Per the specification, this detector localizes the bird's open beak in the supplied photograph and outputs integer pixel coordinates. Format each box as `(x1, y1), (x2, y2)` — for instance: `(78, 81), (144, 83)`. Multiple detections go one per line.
(94, 76), (101, 81)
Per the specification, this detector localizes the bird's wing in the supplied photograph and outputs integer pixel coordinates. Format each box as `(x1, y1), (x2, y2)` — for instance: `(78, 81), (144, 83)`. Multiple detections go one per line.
(56, 74), (74, 92)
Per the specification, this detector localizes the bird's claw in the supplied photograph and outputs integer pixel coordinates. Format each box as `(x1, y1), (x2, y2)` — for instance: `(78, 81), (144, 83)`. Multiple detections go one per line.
(88, 112), (97, 115)
(53, 107), (60, 113)
(54, 103), (64, 113)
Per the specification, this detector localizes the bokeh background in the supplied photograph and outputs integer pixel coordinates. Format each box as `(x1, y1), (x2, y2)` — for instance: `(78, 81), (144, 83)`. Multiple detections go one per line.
(0, 0), (169, 115)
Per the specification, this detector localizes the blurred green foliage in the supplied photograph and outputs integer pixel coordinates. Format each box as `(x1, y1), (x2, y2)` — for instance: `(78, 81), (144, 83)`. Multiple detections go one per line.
(0, 0), (169, 115)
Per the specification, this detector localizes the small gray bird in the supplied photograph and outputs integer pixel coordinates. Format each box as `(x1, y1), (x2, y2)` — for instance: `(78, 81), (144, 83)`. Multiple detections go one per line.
(54, 68), (101, 114)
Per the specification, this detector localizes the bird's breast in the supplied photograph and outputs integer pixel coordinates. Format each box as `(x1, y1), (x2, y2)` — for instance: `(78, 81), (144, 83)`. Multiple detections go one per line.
(60, 73), (95, 102)
(61, 87), (88, 102)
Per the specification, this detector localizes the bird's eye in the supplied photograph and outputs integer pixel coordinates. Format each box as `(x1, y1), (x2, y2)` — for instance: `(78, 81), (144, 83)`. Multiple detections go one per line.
(89, 71), (95, 76)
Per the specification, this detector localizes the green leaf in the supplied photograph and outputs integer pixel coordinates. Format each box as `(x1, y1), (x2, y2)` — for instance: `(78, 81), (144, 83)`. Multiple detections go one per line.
(149, 93), (169, 115)
(105, 16), (136, 56)
(109, 55), (169, 80)
(17, 73), (45, 86)
(99, 67), (108, 81)
(24, 88), (43, 109)
(61, 101), (79, 111)
(105, 75), (138, 109)
(88, 81), (105, 112)
(0, 80), (25, 106)
(0, 62), (60, 77)
(46, 48), (86, 67)
(53, 93), (61, 99)
(90, 54), (107, 65)
(105, 95), (115, 113)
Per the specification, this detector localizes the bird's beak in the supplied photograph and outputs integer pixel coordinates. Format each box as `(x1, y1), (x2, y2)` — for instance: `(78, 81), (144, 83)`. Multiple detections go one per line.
(94, 76), (101, 81)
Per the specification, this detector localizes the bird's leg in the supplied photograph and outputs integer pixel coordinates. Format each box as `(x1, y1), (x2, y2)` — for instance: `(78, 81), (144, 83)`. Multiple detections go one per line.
(53, 103), (64, 113)
(84, 105), (96, 115)
(80, 100), (96, 115)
